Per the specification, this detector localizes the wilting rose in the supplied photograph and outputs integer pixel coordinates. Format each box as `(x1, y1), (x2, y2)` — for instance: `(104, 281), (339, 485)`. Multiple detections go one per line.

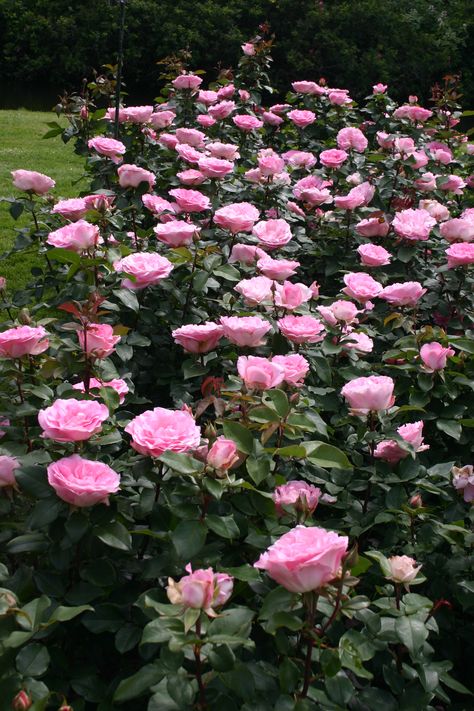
(237, 356), (285, 390)
(78, 323), (120, 359)
(167, 564), (233, 615)
(220, 316), (272, 347)
(452, 465), (474, 503)
(273, 481), (321, 516)
(47, 220), (100, 252)
(125, 407), (201, 457)
(12, 169), (55, 195)
(118, 164), (155, 190)
(172, 322), (223, 353)
(114, 252), (173, 289)
(38, 399), (109, 442)
(341, 375), (395, 414)
(0, 325), (49, 358)
(419, 342), (455, 372)
(47, 455), (120, 506)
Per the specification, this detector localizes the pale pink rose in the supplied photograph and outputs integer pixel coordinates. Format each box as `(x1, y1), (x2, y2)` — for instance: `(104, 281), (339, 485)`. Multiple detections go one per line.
(393, 105), (433, 122)
(52, 198), (89, 221)
(214, 203), (259, 234)
(118, 164), (155, 190)
(0, 455), (19, 488)
(287, 201), (306, 218)
(341, 375), (395, 414)
(253, 219), (292, 249)
(298, 187), (332, 207)
(245, 168), (264, 183)
(229, 244), (265, 264)
(420, 342), (455, 371)
(257, 256), (300, 280)
(198, 156), (234, 179)
(104, 107), (128, 123)
(73, 377), (129, 403)
(235, 276), (274, 306)
(415, 172), (437, 192)
(337, 127), (368, 152)
(278, 315), (325, 344)
(78, 323), (120, 359)
(88, 137), (126, 164)
(233, 115), (263, 131)
(467, 144), (474, 155)
(292, 81), (323, 95)
(274, 281), (312, 310)
(175, 143), (203, 164)
(220, 316), (272, 347)
(169, 188), (210, 213)
(142, 194), (176, 216)
(418, 199), (450, 222)
(262, 111), (284, 126)
(438, 175), (466, 194)
(47, 455), (120, 506)
(440, 219), (474, 243)
(206, 142), (240, 160)
(293, 174), (331, 198)
(406, 150), (429, 169)
(149, 110), (176, 129)
(357, 244), (391, 266)
(11, 169), (55, 195)
(258, 149), (285, 176)
(319, 149), (348, 169)
(242, 42), (255, 56)
(342, 273), (383, 303)
(254, 524), (348, 593)
(273, 481), (321, 516)
(237, 356), (285, 390)
(167, 564), (233, 614)
(373, 83), (387, 94)
(172, 322), (223, 353)
(197, 90), (218, 105)
(387, 555), (422, 585)
(328, 89), (351, 105)
(172, 74), (203, 91)
(374, 420), (429, 464)
(47, 220), (100, 252)
(175, 127), (206, 147)
(217, 84), (235, 99)
(446, 242), (474, 268)
(355, 216), (390, 237)
(0, 416), (10, 438)
(380, 282), (426, 307)
(326, 300), (360, 324)
(335, 182), (375, 210)
(394, 137), (416, 155)
(114, 252), (173, 289)
(282, 150), (317, 169)
(393, 209), (436, 241)
(427, 141), (453, 164)
(159, 133), (179, 150)
(0, 325), (49, 358)
(123, 106), (153, 123)
(38, 398), (109, 442)
(177, 169), (206, 186)
(208, 101), (236, 120)
(340, 330), (373, 353)
(197, 115), (216, 128)
(462, 208), (474, 223)
(452, 465), (474, 503)
(207, 437), (239, 471)
(287, 109), (316, 128)
(272, 353), (310, 386)
(125, 407), (201, 457)
(376, 131), (395, 149)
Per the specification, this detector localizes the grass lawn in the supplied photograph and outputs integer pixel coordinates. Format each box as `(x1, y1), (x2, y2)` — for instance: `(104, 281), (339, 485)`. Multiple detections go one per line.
(0, 110), (84, 289)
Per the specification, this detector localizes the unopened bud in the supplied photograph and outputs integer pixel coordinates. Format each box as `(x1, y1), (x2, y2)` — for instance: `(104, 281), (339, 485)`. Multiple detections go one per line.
(18, 309), (32, 325)
(12, 691), (32, 710)
(409, 493), (423, 508)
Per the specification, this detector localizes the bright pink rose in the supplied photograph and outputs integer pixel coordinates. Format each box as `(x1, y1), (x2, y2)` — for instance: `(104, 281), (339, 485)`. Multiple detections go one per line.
(272, 353), (310, 386)
(380, 282), (426, 307)
(0, 455), (19, 487)
(319, 149), (348, 169)
(274, 281), (312, 310)
(172, 322), (223, 353)
(52, 198), (89, 221)
(47, 455), (120, 506)
(420, 342), (455, 371)
(446, 242), (474, 268)
(78, 323), (120, 359)
(357, 243), (391, 266)
(38, 399), (109, 442)
(0, 325), (49, 358)
(11, 169), (55, 195)
(125, 407), (201, 457)
(257, 256), (300, 280)
(355, 217), (390, 237)
(258, 149), (285, 176)
(208, 100), (236, 120)
(252, 219), (292, 249)
(440, 219), (474, 243)
(393, 209), (436, 241)
(374, 420), (429, 464)
(217, 84), (235, 99)
(197, 114), (216, 128)
(262, 111), (284, 126)
(207, 437), (239, 471)
(72, 377), (129, 403)
(452, 465), (474, 503)
(214, 203), (260, 234)
(235, 276), (274, 306)
(341, 375), (395, 414)
(114, 252), (173, 289)
(149, 110), (176, 129)
(175, 127), (206, 147)
(167, 564), (233, 614)
(393, 105), (433, 122)
(237, 356), (285, 390)
(233, 115), (263, 131)
(254, 524), (348, 593)
(154, 221), (199, 247)
(175, 143), (202, 164)
(337, 127), (368, 152)
(278, 315), (325, 344)
(342, 273), (383, 303)
(418, 199), (450, 222)
(168, 188), (210, 212)
(172, 74), (203, 91)
(220, 316), (272, 347)
(88, 137), (126, 164)
(292, 81), (325, 95)
(229, 244), (265, 264)
(207, 142), (240, 160)
(47, 220), (99, 252)
(387, 556), (422, 585)
(118, 164), (155, 190)
(287, 109), (316, 128)
(198, 156), (234, 179)
(373, 83), (387, 94)
(273, 481), (321, 516)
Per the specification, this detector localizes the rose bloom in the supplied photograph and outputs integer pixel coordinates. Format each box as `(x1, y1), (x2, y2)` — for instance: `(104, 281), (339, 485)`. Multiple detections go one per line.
(273, 481), (321, 516)
(452, 465), (474, 503)
(257, 256), (300, 280)
(343, 273), (383, 303)
(392, 209), (436, 241)
(325, 300), (360, 324)
(214, 203), (260, 234)
(415, 172), (437, 192)
(220, 315), (272, 347)
(272, 353), (310, 386)
(446, 242), (474, 268)
(159, 132), (179, 150)
(287, 109), (316, 128)
(328, 88), (351, 105)
(172, 74), (203, 91)
(237, 356), (285, 390)
(47, 455), (120, 507)
(154, 221), (198, 247)
(118, 164), (155, 190)
(78, 323), (120, 359)
(73, 377), (129, 403)
(374, 421), (429, 464)
(440, 219), (474, 243)
(149, 110), (176, 129)
(420, 342), (455, 372)
(125, 407), (201, 457)
(168, 188), (210, 213)
(283, 150), (317, 169)
(387, 555), (422, 586)
(47, 220), (100, 252)
(208, 101), (236, 120)
(52, 197), (89, 221)
(376, 131), (395, 149)
(274, 281), (312, 310)
(198, 156), (234, 179)
(278, 315), (326, 344)
(88, 137), (126, 164)
(242, 41), (255, 55)
(123, 105), (153, 123)
(419, 199), (450, 222)
(355, 217), (390, 237)
(287, 201), (306, 218)
(258, 149), (285, 176)
(229, 244), (265, 264)
(380, 282), (426, 307)
(262, 111), (284, 126)
(0, 455), (19, 488)
(217, 84), (235, 99)
(240, 89), (251, 103)
(337, 127), (368, 152)
(235, 276), (274, 306)
(207, 437), (239, 471)
(233, 114), (263, 131)
(175, 127), (206, 147)
(114, 252), (173, 289)
(207, 142), (240, 160)
(175, 143), (202, 164)
(357, 244), (391, 267)
(197, 90), (218, 105)
(0, 416), (10, 438)
(254, 524), (348, 593)
(340, 330), (373, 354)
(393, 105), (433, 122)
(373, 83), (387, 94)
(319, 149), (348, 169)
(341, 375), (395, 414)
(38, 398), (109, 442)
(11, 169), (55, 195)
(142, 194), (176, 216)
(292, 81), (323, 95)
(167, 564), (233, 615)
(0, 325), (49, 358)
(438, 175), (466, 195)
(104, 107), (128, 123)
(172, 322), (223, 353)
(177, 169), (206, 186)
(252, 219), (292, 250)
(335, 182), (375, 210)
(197, 115), (216, 128)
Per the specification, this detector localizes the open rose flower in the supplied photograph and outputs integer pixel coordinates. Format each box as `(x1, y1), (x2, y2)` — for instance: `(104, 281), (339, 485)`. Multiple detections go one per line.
(88, 136), (126, 164)
(220, 316), (272, 347)
(47, 455), (120, 506)
(114, 252), (173, 289)
(235, 276), (274, 306)
(341, 375), (395, 414)
(355, 217), (390, 237)
(214, 202), (259, 233)
(237, 356), (285, 390)
(357, 244), (391, 266)
(233, 114), (263, 131)
(319, 149), (348, 169)
(125, 407), (201, 457)
(172, 322), (223, 353)
(47, 220), (100, 252)
(287, 109), (316, 128)
(257, 256), (300, 280)
(273, 481), (321, 517)
(374, 421), (429, 463)
(118, 164), (155, 190)
(166, 564), (233, 616)
(38, 399), (109, 442)
(337, 127), (368, 152)
(12, 169), (55, 195)
(274, 282), (312, 310)
(154, 221), (199, 247)
(0, 455), (19, 488)
(387, 555), (422, 587)
(440, 219), (474, 243)
(278, 315), (326, 344)
(52, 198), (89, 221)
(169, 188), (210, 212)
(452, 465), (474, 503)
(420, 342), (455, 372)
(172, 74), (203, 91)
(229, 244), (265, 264)
(272, 354), (310, 386)
(446, 242), (474, 268)
(0, 325), (49, 358)
(380, 282), (426, 307)
(393, 209), (436, 241)
(72, 377), (129, 403)
(78, 323), (120, 359)
(207, 437), (239, 472)
(342, 273), (383, 303)
(252, 219), (292, 249)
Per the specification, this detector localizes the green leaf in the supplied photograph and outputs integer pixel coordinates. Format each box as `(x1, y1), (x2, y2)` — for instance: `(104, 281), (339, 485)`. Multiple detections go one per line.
(206, 514), (240, 539)
(305, 441), (352, 469)
(274, 445), (307, 458)
(325, 671), (354, 706)
(223, 420), (254, 454)
(365, 550), (392, 577)
(395, 615), (428, 656)
(46, 604), (93, 624)
(99, 386), (121, 413)
(15, 466), (51, 498)
(172, 520), (207, 559)
(47, 247), (81, 265)
(248, 405), (280, 423)
(158, 451), (204, 475)
(436, 419), (462, 440)
(221, 565), (260, 582)
(95, 521), (131, 551)
(208, 607), (254, 640)
(246, 456), (271, 485)
(263, 389), (290, 418)
(114, 663), (163, 702)
(16, 643), (50, 677)
(113, 288), (139, 312)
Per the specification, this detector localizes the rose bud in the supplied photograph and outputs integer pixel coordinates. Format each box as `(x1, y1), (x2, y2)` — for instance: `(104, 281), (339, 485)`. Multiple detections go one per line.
(387, 555), (422, 587)
(12, 691), (33, 710)
(409, 494), (423, 508)
(207, 437), (239, 472)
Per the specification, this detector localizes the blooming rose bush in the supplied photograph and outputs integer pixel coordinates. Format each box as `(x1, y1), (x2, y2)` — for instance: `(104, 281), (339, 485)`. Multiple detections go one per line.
(0, 38), (473, 711)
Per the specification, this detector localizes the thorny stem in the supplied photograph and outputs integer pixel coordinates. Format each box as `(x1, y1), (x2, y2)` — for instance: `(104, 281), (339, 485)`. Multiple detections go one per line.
(318, 579), (345, 637)
(194, 618), (208, 709)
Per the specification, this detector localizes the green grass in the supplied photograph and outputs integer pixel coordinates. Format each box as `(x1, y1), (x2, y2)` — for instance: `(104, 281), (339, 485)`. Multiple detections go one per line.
(0, 110), (84, 288)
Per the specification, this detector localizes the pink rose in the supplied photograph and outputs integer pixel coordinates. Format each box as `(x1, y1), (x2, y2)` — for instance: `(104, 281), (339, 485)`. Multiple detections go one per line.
(118, 164), (155, 190)
(217, 84), (235, 99)
(380, 282), (426, 307)
(418, 199), (450, 222)
(278, 315), (325, 344)
(197, 115), (216, 128)
(88, 137), (126, 164)
(175, 128), (206, 147)
(438, 175), (466, 194)
(233, 115), (263, 131)
(167, 564), (233, 614)
(325, 300), (360, 324)
(197, 90), (218, 105)
(452, 465), (474, 503)
(47, 220), (99, 252)
(420, 342), (455, 372)
(11, 169), (55, 195)
(208, 101), (236, 120)
(283, 150), (317, 169)
(272, 353), (310, 386)
(252, 219), (292, 249)
(73, 377), (129, 403)
(0, 455), (19, 487)
(393, 209), (436, 241)
(214, 202), (260, 234)
(341, 375), (395, 414)
(242, 42), (255, 56)
(159, 133), (179, 150)
(337, 127), (368, 152)
(374, 421), (429, 463)
(229, 244), (265, 264)
(154, 221), (199, 247)
(125, 407), (201, 457)
(207, 437), (239, 471)
(168, 188), (210, 213)
(114, 252), (173, 289)
(177, 169), (206, 186)
(172, 74), (203, 91)
(273, 481), (321, 516)
(415, 172), (437, 192)
(340, 331), (373, 353)
(0, 416), (10, 438)
(52, 198), (89, 221)
(393, 105), (433, 122)
(235, 276), (274, 306)
(373, 83), (387, 94)
(387, 555), (422, 585)
(47, 455), (120, 506)
(319, 149), (348, 169)
(342, 273), (383, 303)
(262, 111), (284, 126)
(122, 106), (153, 123)
(257, 256), (300, 280)
(274, 281), (312, 310)
(220, 316), (272, 347)
(335, 182), (375, 210)
(440, 219), (474, 243)
(287, 109), (316, 128)
(172, 322), (223, 353)
(198, 156), (234, 179)
(207, 142), (240, 160)
(328, 89), (351, 105)
(254, 524), (348, 593)
(0, 325), (49, 358)
(142, 195), (176, 216)
(446, 242), (474, 268)
(38, 398), (109, 442)
(237, 356), (285, 390)
(176, 143), (203, 164)
(258, 149), (285, 176)
(78, 323), (120, 359)
(149, 110), (176, 129)
(357, 244), (391, 266)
